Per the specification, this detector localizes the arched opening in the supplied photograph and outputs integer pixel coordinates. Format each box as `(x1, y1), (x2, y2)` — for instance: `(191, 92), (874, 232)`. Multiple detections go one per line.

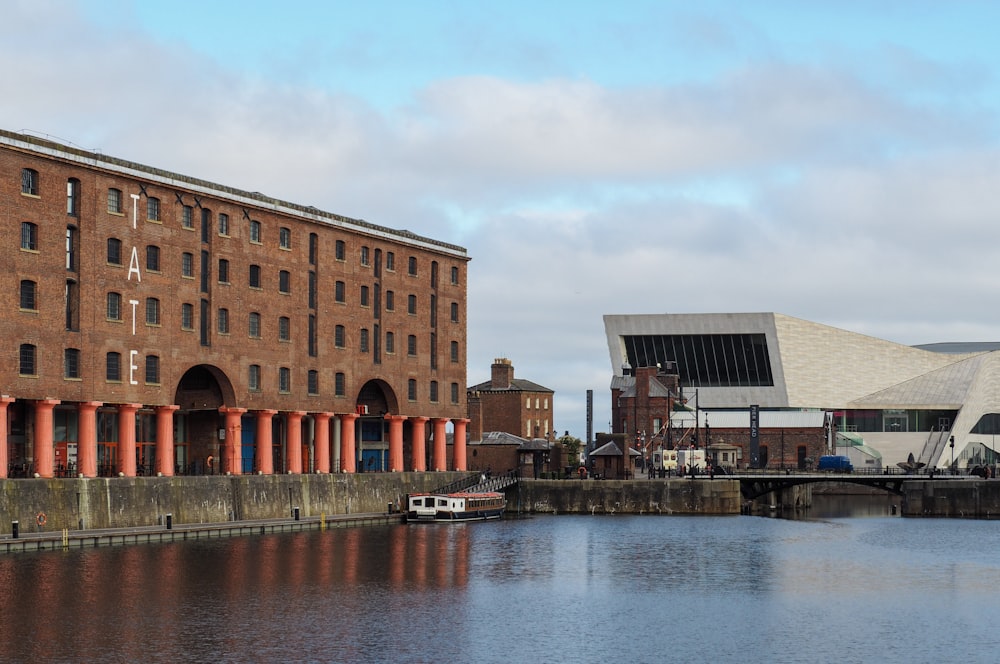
(355, 379), (399, 472)
(173, 365), (237, 474)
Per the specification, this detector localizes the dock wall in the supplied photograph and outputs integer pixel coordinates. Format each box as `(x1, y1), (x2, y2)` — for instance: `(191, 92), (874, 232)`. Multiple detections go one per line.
(512, 479), (744, 515)
(901, 479), (1000, 518)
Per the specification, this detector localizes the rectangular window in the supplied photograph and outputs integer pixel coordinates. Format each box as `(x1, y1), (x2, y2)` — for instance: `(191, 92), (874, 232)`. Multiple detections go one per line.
(218, 308), (229, 334)
(335, 239), (345, 260)
(107, 292), (122, 320)
(386, 331), (395, 354)
(182, 205), (194, 229)
(249, 364), (261, 391)
(249, 264), (261, 288)
(450, 301), (459, 322)
(279, 270), (291, 294)
(407, 335), (417, 356)
(308, 370), (319, 395)
(360, 285), (369, 307)
(451, 382), (459, 404)
(451, 340), (459, 363)
(408, 379), (417, 401)
(407, 294), (417, 315)
(308, 271), (317, 309)
(107, 188), (122, 214)
(147, 197), (160, 221)
(21, 222), (38, 251)
(279, 227), (291, 249)
(19, 344), (36, 376)
(249, 312), (261, 338)
(361, 246), (370, 266)
(145, 298), (160, 325)
(335, 281), (345, 303)
(145, 355), (160, 384)
(408, 256), (417, 276)
(181, 303), (194, 330)
(335, 325), (345, 348)
(279, 367), (291, 393)
(218, 212), (230, 236)
(182, 252), (194, 278)
(218, 258), (229, 283)
(385, 290), (394, 311)
(106, 352), (121, 382)
(335, 372), (345, 397)
(386, 251), (395, 271)
(64, 348), (81, 379)
(67, 179), (80, 216)
(309, 233), (318, 265)
(250, 219), (261, 243)
(279, 316), (290, 341)
(146, 245), (160, 272)
(107, 238), (122, 265)
(360, 328), (369, 353)
(451, 266), (459, 285)
(20, 280), (37, 310)
(429, 381), (439, 403)
(22, 169), (39, 195)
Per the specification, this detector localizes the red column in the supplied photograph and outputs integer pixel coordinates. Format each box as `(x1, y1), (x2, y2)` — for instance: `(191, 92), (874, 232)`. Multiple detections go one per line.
(255, 410), (276, 475)
(339, 413), (358, 473)
(386, 415), (406, 471)
(33, 399), (60, 478)
(77, 401), (101, 478)
(117, 403), (141, 477)
(453, 418), (469, 471)
(219, 407), (246, 475)
(0, 396), (15, 479)
(410, 416), (428, 472)
(314, 412), (332, 473)
(432, 418), (448, 471)
(286, 411), (305, 474)
(154, 405), (179, 476)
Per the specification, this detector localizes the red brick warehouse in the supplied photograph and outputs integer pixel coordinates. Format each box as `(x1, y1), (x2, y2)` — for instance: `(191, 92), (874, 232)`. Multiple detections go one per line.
(0, 129), (470, 478)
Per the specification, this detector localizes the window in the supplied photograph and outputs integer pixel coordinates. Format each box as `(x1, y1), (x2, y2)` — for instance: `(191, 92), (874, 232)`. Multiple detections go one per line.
(335, 325), (345, 348)
(218, 259), (229, 283)
(145, 297), (160, 325)
(527, 398), (532, 409)
(64, 348), (81, 379)
(451, 340), (459, 363)
(361, 246), (370, 266)
(249, 312), (261, 338)
(107, 188), (122, 214)
(408, 379), (417, 401)
(182, 205), (193, 229)
(107, 238), (122, 265)
(308, 271), (317, 309)
(308, 314), (317, 357)
(451, 266), (459, 285)
(19, 344), (36, 376)
(249, 219), (261, 243)
(450, 302), (459, 322)
(249, 264), (261, 288)
(22, 168), (39, 195)
(181, 303), (194, 330)
(218, 308), (229, 334)
(407, 294), (417, 315)
(145, 355), (160, 384)
(360, 285), (369, 307)
(431, 261), (438, 288)
(279, 270), (291, 294)
(407, 334), (417, 356)
(429, 380), (439, 403)
(147, 197), (161, 221)
(279, 227), (291, 249)
(182, 252), (194, 278)
(360, 328), (369, 353)
(66, 178), (82, 218)
(249, 364), (261, 391)
(309, 233), (318, 265)
(218, 212), (230, 236)
(335, 280), (345, 303)
(107, 292), (122, 320)
(335, 239), (345, 260)
(308, 370), (319, 395)
(65, 227), (78, 272)
(408, 256), (417, 276)
(20, 280), (37, 310)
(335, 372), (346, 397)
(385, 290), (394, 311)
(386, 331), (395, 354)
(278, 367), (291, 393)
(146, 245), (160, 272)
(451, 382), (459, 404)
(106, 352), (121, 381)
(278, 316), (290, 341)
(386, 251), (395, 271)
(20, 222), (38, 251)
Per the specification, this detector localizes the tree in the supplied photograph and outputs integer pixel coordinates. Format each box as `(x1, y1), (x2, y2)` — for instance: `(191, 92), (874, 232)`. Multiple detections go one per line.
(558, 433), (583, 466)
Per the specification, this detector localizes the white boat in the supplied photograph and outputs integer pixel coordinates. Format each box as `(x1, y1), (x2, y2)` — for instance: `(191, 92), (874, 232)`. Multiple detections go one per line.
(406, 491), (506, 522)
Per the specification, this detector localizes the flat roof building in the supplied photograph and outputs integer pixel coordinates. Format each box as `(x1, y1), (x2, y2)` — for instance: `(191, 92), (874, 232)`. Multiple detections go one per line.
(604, 312), (1000, 469)
(1, 129), (469, 478)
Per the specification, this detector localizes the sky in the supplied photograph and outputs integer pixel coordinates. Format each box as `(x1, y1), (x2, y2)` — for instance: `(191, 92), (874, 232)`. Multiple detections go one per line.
(5, 0), (1000, 441)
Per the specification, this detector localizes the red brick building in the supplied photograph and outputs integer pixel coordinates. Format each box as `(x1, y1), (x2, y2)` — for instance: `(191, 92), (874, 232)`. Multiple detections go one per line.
(0, 129), (469, 478)
(467, 358), (554, 441)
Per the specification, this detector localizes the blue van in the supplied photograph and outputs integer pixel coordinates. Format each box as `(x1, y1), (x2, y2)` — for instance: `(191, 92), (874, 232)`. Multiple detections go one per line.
(817, 455), (853, 472)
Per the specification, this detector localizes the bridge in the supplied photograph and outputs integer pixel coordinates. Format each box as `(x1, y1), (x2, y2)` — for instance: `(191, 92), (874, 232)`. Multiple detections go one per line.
(723, 471), (971, 501)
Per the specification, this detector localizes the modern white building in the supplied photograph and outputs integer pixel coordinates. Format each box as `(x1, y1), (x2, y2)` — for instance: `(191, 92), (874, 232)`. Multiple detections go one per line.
(604, 312), (1000, 470)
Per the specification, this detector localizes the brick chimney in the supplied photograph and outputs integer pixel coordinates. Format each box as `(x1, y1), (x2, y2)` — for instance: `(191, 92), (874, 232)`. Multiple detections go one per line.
(491, 358), (514, 389)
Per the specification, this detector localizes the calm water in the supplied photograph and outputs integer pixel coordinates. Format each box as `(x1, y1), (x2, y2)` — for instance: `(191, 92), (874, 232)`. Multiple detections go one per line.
(2, 502), (999, 663)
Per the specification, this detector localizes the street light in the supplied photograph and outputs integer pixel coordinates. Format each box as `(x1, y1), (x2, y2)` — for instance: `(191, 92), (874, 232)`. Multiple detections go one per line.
(950, 435), (955, 474)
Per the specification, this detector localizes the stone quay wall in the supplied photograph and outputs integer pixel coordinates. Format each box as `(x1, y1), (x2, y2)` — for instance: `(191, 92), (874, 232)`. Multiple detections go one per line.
(901, 479), (1000, 518)
(512, 479), (743, 515)
(0, 472), (466, 534)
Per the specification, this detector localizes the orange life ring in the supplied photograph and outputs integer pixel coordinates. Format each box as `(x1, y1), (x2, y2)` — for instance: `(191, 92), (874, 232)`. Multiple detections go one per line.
(206, 455), (214, 469)
(36, 512), (46, 527)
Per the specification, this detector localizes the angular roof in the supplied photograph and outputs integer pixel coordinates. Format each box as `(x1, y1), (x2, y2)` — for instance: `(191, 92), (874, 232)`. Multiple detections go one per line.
(468, 377), (554, 393)
(471, 431), (529, 446)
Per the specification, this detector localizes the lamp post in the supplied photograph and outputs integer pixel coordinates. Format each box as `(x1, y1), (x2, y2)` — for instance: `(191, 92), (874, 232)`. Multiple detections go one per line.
(950, 435), (955, 474)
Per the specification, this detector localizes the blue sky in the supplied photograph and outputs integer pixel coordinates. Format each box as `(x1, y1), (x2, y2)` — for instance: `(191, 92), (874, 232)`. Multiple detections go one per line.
(6, 1), (1000, 439)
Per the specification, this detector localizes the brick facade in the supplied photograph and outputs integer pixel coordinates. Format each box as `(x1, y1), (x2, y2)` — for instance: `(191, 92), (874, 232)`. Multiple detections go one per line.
(467, 358), (554, 441)
(0, 129), (469, 477)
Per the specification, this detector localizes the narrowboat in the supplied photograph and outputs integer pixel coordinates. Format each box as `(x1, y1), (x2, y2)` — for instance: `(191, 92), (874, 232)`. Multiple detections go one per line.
(406, 491), (506, 522)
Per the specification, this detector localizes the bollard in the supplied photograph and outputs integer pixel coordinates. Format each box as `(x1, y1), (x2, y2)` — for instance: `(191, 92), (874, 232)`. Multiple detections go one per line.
(387, 502), (393, 514)
(293, 506), (300, 521)
(12, 521), (18, 539)
(166, 513), (173, 530)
